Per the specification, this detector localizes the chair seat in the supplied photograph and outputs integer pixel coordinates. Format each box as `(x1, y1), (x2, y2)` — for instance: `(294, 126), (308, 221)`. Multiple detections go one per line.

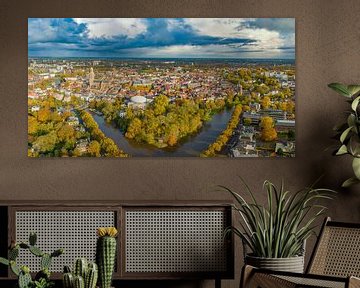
(242, 265), (360, 288)
(241, 218), (360, 288)
(277, 275), (346, 288)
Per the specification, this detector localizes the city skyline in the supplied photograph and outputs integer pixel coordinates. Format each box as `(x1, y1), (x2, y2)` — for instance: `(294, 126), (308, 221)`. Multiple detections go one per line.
(28, 18), (295, 59)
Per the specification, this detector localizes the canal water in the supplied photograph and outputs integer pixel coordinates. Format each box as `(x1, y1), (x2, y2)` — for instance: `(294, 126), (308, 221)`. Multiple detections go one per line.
(91, 109), (233, 157)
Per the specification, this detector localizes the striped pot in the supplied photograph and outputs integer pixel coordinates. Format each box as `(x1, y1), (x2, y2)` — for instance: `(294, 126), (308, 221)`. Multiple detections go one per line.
(245, 254), (305, 273)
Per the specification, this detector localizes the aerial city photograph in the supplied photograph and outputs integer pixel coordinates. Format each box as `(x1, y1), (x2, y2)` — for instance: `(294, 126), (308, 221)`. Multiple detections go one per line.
(28, 18), (295, 157)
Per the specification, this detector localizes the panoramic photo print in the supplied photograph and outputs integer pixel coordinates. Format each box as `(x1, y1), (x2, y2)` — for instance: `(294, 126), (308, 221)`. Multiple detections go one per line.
(28, 18), (295, 157)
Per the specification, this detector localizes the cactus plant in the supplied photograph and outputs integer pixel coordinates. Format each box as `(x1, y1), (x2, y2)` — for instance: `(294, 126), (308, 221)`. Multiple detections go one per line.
(96, 227), (118, 288)
(85, 262), (98, 288)
(73, 275), (85, 288)
(29, 232), (37, 246)
(0, 232), (63, 288)
(62, 259), (98, 288)
(41, 254), (52, 270)
(19, 269), (32, 288)
(74, 258), (87, 279)
(63, 272), (74, 288)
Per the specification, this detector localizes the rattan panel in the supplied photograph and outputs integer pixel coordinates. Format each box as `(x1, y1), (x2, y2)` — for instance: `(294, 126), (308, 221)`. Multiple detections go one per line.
(15, 211), (115, 272)
(125, 210), (227, 273)
(310, 226), (360, 277)
(277, 275), (345, 288)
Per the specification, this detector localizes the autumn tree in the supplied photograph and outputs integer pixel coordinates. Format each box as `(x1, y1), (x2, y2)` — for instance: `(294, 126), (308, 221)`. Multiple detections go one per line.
(260, 116), (277, 142)
(201, 104), (242, 156)
(28, 116), (38, 135)
(101, 138), (119, 156)
(33, 132), (57, 153)
(37, 109), (51, 122)
(153, 95), (169, 116)
(88, 140), (101, 157)
(261, 96), (271, 109)
(57, 124), (75, 142)
(125, 118), (142, 139)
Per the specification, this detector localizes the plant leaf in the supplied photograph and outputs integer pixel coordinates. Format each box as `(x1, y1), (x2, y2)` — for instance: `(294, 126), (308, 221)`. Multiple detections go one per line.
(348, 135), (360, 156)
(328, 83), (351, 97)
(342, 177), (360, 188)
(336, 145), (348, 155)
(0, 257), (9, 266)
(351, 96), (360, 111)
(347, 114), (356, 127)
(340, 126), (352, 143)
(352, 157), (360, 179)
(348, 85), (360, 97)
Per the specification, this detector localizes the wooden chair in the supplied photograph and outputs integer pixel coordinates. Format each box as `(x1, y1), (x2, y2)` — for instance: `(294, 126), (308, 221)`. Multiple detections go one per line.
(241, 217), (360, 288)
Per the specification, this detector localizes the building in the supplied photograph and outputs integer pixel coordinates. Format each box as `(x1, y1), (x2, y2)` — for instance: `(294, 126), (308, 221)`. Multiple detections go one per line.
(275, 141), (295, 155)
(30, 106), (40, 112)
(276, 120), (295, 131)
(259, 109), (287, 121)
(128, 95), (147, 109)
(89, 67), (95, 89)
(249, 103), (261, 112)
(75, 139), (89, 154)
(239, 126), (255, 141)
(243, 112), (261, 125)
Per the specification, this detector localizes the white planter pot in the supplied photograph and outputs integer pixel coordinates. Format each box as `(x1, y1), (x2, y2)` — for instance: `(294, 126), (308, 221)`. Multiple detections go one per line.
(245, 254), (305, 273)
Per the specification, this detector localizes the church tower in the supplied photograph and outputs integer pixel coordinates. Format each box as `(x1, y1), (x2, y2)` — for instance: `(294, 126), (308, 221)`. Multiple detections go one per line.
(89, 67), (95, 89)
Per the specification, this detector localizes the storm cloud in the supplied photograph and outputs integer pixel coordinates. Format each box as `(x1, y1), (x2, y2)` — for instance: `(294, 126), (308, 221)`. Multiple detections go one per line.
(28, 18), (295, 59)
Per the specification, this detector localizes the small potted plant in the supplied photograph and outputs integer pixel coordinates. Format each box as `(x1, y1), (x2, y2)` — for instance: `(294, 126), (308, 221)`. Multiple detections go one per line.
(221, 179), (334, 273)
(328, 83), (360, 187)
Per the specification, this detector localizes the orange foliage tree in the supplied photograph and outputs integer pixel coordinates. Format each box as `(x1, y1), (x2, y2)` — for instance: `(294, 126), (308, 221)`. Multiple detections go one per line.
(260, 116), (277, 141)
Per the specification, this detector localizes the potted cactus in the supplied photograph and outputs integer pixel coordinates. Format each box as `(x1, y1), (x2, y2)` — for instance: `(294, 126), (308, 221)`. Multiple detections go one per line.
(0, 232), (64, 288)
(63, 258), (98, 288)
(96, 227), (118, 288)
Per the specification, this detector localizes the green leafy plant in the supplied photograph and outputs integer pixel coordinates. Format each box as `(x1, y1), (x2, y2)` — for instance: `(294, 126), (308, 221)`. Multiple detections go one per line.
(328, 83), (360, 187)
(33, 278), (54, 288)
(221, 179), (335, 258)
(0, 232), (63, 288)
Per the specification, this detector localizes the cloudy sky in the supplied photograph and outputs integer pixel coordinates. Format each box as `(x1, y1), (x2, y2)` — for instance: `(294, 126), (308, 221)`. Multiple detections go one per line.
(28, 18), (295, 59)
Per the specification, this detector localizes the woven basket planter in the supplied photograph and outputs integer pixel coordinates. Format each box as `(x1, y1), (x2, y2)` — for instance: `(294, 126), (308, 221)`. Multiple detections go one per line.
(245, 254), (305, 273)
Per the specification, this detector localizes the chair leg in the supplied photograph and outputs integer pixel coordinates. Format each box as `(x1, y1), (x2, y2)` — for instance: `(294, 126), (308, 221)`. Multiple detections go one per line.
(215, 278), (221, 288)
(240, 265), (296, 288)
(240, 265), (255, 288)
(349, 276), (360, 288)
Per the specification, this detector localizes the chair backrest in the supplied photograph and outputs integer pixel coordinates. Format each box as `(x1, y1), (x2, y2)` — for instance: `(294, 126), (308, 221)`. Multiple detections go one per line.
(307, 217), (360, 277)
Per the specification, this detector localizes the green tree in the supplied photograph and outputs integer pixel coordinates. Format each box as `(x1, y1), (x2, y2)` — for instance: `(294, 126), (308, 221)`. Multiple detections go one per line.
(288, 130), (295, 140)
(244, 118), (252, 126)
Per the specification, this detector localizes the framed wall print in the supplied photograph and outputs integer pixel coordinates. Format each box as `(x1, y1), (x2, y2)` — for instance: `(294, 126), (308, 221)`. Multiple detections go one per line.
(28, 18), (295, 158)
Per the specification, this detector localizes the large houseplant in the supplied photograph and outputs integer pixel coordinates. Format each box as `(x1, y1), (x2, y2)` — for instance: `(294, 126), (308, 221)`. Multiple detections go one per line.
(222, 179), (334, 273)
(328, 83), (360, 187)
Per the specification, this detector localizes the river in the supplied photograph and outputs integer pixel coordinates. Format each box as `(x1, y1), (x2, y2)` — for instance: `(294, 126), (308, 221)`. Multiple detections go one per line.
(90, 109), (234, 157)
